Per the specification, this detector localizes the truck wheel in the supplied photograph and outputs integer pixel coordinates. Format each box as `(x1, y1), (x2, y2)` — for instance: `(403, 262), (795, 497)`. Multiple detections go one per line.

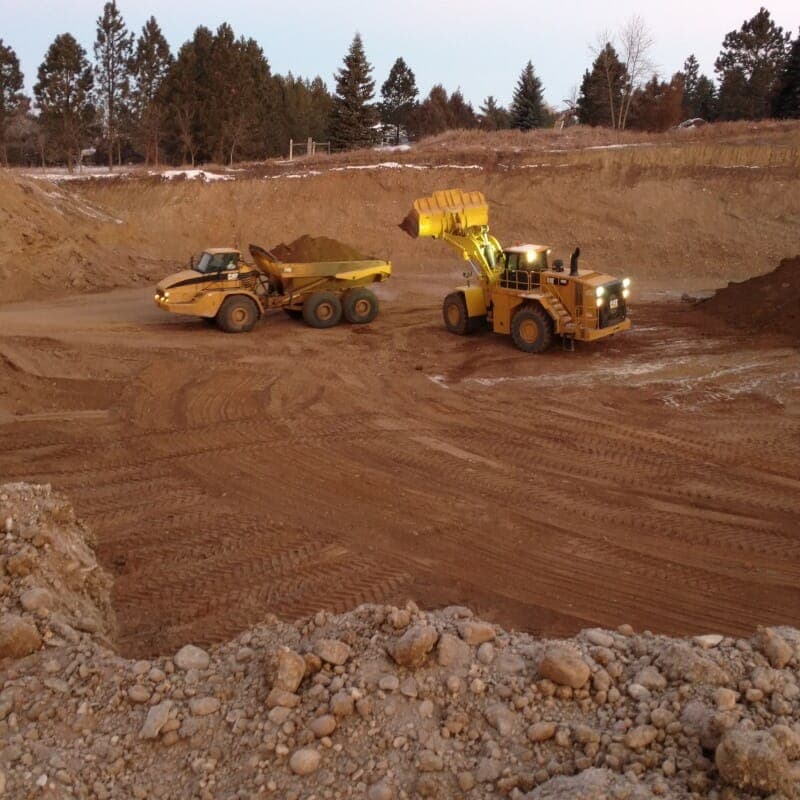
(343, 288), (379, 324)
(217, 295), (259, 333)
(442, 293), (484, 335)
(303, 292), (342, 329)
(511, 304), (553, 353)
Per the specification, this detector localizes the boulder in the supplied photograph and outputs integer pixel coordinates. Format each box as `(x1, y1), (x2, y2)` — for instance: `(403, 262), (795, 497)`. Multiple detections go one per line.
(716, 728), (792, 795)
(387, 625), (438, 668)
(538, 645), (590, 689)
(313, 638), (351, 666)
(0, 614), (42, 659)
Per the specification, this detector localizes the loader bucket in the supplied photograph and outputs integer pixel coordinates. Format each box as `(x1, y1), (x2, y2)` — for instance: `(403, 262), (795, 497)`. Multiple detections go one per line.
(399, 189), (489, 239)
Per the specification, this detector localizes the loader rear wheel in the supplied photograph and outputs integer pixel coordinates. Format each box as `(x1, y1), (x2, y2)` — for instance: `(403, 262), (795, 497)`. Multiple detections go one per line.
(217, 295), (259, 333)
(343, 288), (379, 324)
(443, 293), (483, 335)
(511, 304), (553, 353)
(303, 292), (342, 329)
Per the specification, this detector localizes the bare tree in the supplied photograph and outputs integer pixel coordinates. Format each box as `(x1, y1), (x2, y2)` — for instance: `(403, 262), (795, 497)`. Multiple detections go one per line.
(618, 15), (656, 129)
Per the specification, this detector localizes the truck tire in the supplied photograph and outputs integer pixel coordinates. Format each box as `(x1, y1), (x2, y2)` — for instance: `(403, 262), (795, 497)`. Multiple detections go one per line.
(442, 293), (483, 335)
(343, 288), (379, 324)
(216, 295), (259, 333)
(303, 292), (342, 328)
(511, 304), (553, 353)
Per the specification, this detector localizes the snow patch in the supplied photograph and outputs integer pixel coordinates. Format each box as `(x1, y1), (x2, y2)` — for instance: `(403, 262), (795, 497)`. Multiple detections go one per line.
(158, 169), (234, 182)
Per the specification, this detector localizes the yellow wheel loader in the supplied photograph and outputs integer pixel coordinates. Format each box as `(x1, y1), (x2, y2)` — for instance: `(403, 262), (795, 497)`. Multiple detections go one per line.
(155, 246), (391, 333)
(400, 189), (631, 353)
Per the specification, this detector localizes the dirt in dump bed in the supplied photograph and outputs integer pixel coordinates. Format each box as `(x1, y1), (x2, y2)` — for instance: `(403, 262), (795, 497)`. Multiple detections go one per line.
(700, 255), (800, 340)
(267, 234), (367, 262)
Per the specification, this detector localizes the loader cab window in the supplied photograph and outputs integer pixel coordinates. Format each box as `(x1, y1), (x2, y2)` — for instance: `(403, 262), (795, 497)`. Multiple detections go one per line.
(195, 252), (238, 274)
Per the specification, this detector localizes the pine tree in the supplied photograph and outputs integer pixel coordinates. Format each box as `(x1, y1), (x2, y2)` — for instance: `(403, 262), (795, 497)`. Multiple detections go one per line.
(577, 44), (628, 127)
(380, 57), (418, 145)
(447, 89), (477, 128)
(479, 96), (510, 130)
(715, 7), (791, 120)
(510, 61), (547, 130)
(34, 34), (95, 170)
(94, 1), (134, 168)
(329, 33), (377, 150)
(773, 32), (800, 118)
(0, 39), (25, 166)
(681, 54), (718, 119)
(130, 16), (172, 165)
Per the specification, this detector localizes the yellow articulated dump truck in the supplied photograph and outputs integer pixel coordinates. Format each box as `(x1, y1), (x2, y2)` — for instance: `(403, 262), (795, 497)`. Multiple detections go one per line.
(400, 189), (631, 353)
(155, 245), (391, 333)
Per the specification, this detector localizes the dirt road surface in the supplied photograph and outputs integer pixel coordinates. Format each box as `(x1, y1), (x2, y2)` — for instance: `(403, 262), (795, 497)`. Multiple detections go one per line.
(1, 275), (798, 658)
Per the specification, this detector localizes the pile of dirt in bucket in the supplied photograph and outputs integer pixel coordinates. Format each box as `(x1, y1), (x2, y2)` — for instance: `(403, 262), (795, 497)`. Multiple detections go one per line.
(267, 234), (367, 262)
(700, 255), (800, 340)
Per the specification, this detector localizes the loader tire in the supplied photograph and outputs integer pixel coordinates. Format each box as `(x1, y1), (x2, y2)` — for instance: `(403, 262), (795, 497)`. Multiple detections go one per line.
(511, 304), (553, 353)
(303, 292), (342, 329)
(343, 288), (379, 324)
(216, 295), (259, 333)
(442, 293), (483, 335)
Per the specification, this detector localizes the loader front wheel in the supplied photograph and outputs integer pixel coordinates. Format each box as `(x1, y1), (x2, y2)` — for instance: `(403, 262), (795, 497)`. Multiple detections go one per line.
(343, 288), (379, 324)
(511, 304), (553, 353)
(217, 295), (259, 333)
(303, 292), (342, 329)
(443, 293), (483, 335)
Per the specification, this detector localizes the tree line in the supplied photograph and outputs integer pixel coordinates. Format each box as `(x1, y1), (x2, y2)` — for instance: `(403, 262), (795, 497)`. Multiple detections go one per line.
(0, 4), (798, 168)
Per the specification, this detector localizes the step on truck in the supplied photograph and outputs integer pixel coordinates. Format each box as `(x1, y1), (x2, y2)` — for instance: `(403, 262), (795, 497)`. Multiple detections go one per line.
(400, 189), (632, 353)
(155, 245), (391, 333)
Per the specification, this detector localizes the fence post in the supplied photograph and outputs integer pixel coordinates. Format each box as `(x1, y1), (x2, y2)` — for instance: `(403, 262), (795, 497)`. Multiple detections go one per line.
(289, 139), (294, 161)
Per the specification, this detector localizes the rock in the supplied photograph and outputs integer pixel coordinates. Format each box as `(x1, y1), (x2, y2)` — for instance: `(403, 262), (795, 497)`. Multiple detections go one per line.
(627, 683), (651, 701)
(754, 626), (793, 669)
(477, 642), (495, 664)
(173, 644), (210, 671)
(140, 701), (172, 740)
(715, 687), (738, 711)
(624, 725), (658, 750)
(313, 639), (351, 666)
(289, 748), (321, 776)
(19, 587), (54, 612)
(378, 675), (399, 692)
(657, 643), (729, 685)
(538, 645), (590, 688)
(457, 772), (475, 791)
(127, 685), (151, 704)
(485, 703), (516, 736)
(0, 613), (42, 659)
(275, 649), (306, 693)
(368, 780), (393, 800)
(495, 652), (526, 674)
(330, 691), (354, 717)
(309, 715), (336, 738)
(693, 634), (724, 649)
(523, 768), (654, 799)
(475, 757), (502, 783)
(266, 688), (300, 709)
(634, 666), (666, 691)
(387, 625), (438, 668)
(527, 722), (557, 742)
(389, 608), (411, 629)
(715, 728), (792, 795)
(189, 697), (220, 717)
(399, 677), (418, 697)
(770, 724), (800, 760)
(457, 620), (495, 645)
(436, 632), (470, 668)
(417, 751), (443, 772)
(584, 629), (615, 648)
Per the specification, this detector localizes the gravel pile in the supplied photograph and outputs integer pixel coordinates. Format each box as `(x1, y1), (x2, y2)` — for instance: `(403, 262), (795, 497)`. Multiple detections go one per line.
(267, 235), (367, 263)
(1, 484), (799, 799)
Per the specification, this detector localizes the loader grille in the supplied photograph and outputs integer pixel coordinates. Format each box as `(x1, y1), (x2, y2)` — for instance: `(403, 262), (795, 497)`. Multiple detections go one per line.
(599, 281), (626, 328)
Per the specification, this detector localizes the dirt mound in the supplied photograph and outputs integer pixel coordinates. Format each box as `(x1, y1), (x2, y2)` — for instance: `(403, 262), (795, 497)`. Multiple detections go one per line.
(1, 487), (799, 799)
(700, 256), (800, 339)
(267, 234), (367, 262)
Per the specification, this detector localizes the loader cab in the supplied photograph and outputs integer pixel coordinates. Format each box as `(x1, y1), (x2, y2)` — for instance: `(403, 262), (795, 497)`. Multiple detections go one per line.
(500, 245), (550, 291)
(195, 249), (241, 275)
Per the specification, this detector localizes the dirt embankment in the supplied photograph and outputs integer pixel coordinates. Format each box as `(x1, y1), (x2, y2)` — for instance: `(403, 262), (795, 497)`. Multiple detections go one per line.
(700, 256), (800, 340)
(1, 484), (799, 800)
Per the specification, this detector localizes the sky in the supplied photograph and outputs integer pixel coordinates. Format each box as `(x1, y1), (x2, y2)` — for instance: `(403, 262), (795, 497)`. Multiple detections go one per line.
(2, 0), (798, 111)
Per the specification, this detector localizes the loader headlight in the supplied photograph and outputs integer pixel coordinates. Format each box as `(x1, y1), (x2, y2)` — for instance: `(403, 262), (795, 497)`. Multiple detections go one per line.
(596, 297), (604, 308)
(526, 251), (535, 263)
(623, 289), (630, 299)
(622, 278), (631, 288)
(595, 286), (605, 298)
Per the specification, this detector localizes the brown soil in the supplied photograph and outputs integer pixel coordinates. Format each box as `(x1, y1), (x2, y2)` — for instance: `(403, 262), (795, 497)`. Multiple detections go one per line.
(267, 234), (367, 262)
(700, 256), (800, 340)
